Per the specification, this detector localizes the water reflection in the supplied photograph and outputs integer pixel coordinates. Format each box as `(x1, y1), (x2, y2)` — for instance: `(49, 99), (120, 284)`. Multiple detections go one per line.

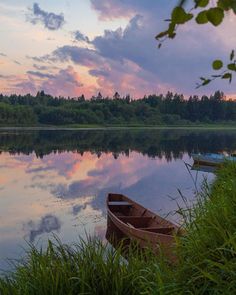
(25, 214), (61, 243)
(0, 129), (236, 159)
(0, 129), (235, 271)
(72, 204), (88, 216)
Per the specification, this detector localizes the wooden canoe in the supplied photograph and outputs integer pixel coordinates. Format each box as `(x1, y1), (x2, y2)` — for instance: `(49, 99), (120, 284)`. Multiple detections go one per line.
(106, 193), (181, 261)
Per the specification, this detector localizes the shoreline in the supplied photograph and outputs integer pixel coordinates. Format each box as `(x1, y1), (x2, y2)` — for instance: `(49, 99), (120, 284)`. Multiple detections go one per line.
(0, 125), (236, 131)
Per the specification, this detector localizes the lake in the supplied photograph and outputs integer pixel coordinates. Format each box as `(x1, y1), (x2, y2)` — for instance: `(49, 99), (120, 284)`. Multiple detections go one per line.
(0, 128), (236, 271)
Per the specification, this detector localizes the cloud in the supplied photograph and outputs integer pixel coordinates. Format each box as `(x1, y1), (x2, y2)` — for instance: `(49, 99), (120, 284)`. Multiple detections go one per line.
(25, 214), (61, 242)
(27, 70), (56, 79)
(13, 60), (21, 65)
(0, 53), (7, 57)
(52, 46), (103, 67)
(0, 74), (13, 79)
(33, 64), (51, 71)
(13, 66), (84, 97)
(73, 30), (90, 43)
(90, 14), (195, 91)
(32, 64), (59, 71)
(26, 165), (56, 173)
(89, 1), (236, 96)
(72, 203), (89, 215)
(90, 0), (134, 19)
(28, 3), (65, 30)
(72, 204), (84, 215)
(4, 1), (235, 97)
(51, 180), (100, 199)
(89, 69), (109, 77)
(41, 66), (83, 96)
(14, 77), (37, 94)
(39, 37), (172, 97)
(27, 54), (52, 63)
(91, 15), (147, 62)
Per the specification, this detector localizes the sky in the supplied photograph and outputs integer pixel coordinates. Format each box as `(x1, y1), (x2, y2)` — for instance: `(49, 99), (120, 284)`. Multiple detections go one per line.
(0, 0), (235, 99)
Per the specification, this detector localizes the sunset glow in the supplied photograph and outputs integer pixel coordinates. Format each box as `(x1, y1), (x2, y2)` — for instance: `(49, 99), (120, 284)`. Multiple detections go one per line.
(0, 1), (235, 98)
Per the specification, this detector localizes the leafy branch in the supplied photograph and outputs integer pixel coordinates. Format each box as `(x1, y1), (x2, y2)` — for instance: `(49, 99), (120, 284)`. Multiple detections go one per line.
(156, 0), (236, 86)
(197, 50), (236, 87)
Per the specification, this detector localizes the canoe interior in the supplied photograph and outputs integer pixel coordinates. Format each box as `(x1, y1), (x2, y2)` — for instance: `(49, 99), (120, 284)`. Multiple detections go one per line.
(107, 193), (177, 235)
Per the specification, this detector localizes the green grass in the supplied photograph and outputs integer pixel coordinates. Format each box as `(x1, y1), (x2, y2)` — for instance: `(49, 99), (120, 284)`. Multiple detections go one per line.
(0, 237), (175, 295)
(175, 162), (236, 294)
(1, 162), (236, 294)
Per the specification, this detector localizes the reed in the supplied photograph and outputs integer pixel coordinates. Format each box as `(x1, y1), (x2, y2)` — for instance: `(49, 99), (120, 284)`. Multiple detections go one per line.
(0, 237), (175, 295)
(175, 161), (236, 294)
(0, 162), (235, 294)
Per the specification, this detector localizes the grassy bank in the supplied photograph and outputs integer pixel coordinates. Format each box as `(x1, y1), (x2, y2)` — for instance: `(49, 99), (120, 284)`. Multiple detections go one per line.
(0, 163), (236, 294)
(0, 238), (172, 295)
(176, 161), (236, 294)
(0, 123), (236, 131)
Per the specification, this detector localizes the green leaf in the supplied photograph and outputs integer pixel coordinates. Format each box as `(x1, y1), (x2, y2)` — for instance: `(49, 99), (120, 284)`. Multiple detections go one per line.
(169, 32), (176, 39)
(222, 73), (231, 78)
(196, 11), (209, 24)
(227, 63), (236, 71)
(202, 79), (211, 85)
(155, 22), (177, 40)
(222, 73), (232, 82)
(206, 7), (224, 26)
(232, 2), (236, 13)
(217, 0), (232, 11)
(167, 22), (176, 38)
(195, 0), (209, 7)
(212, 60), (223, 70)
(230, 50), (235, 61)
(155, 30), (168, 40)
(171, 7), (193, 24)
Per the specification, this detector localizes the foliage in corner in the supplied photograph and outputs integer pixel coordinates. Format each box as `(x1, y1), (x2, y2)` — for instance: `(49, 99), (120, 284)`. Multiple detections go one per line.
(156, 0), (236, 87)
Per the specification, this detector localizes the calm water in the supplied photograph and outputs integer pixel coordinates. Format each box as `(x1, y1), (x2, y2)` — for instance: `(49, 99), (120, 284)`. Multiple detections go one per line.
(0, 128), (236, 271)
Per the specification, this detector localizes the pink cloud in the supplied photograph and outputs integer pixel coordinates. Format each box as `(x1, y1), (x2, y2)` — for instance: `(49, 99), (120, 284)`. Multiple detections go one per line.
(2, 2), (236, 98)
(41, 66), (82, 97)
(93, 59), (174, 97)
(4, 66), (98, 98)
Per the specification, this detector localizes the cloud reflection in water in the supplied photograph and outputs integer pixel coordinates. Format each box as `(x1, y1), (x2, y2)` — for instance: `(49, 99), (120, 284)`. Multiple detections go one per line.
(25, 214), (61, 243)
(1, 129), (231, 272)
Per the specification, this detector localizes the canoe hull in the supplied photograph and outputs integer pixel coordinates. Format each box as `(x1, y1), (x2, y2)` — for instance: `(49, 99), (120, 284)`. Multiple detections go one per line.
(106, 193), (180, 260)
(107, 210), (175, 248)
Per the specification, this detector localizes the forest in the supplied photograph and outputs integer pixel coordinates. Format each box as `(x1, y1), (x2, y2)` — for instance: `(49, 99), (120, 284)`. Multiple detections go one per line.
(0, 90), (235, 126)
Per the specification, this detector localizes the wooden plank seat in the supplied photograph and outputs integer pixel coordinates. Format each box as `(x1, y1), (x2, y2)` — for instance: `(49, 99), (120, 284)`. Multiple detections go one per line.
(108, 201), (132, 206)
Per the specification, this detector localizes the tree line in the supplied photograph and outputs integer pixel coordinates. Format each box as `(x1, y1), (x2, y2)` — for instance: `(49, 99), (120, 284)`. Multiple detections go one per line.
(0, 90), (235, 126)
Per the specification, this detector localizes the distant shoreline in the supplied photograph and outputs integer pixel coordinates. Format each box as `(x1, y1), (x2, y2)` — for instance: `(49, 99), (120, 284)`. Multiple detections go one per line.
(0, 124), (236, 131)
